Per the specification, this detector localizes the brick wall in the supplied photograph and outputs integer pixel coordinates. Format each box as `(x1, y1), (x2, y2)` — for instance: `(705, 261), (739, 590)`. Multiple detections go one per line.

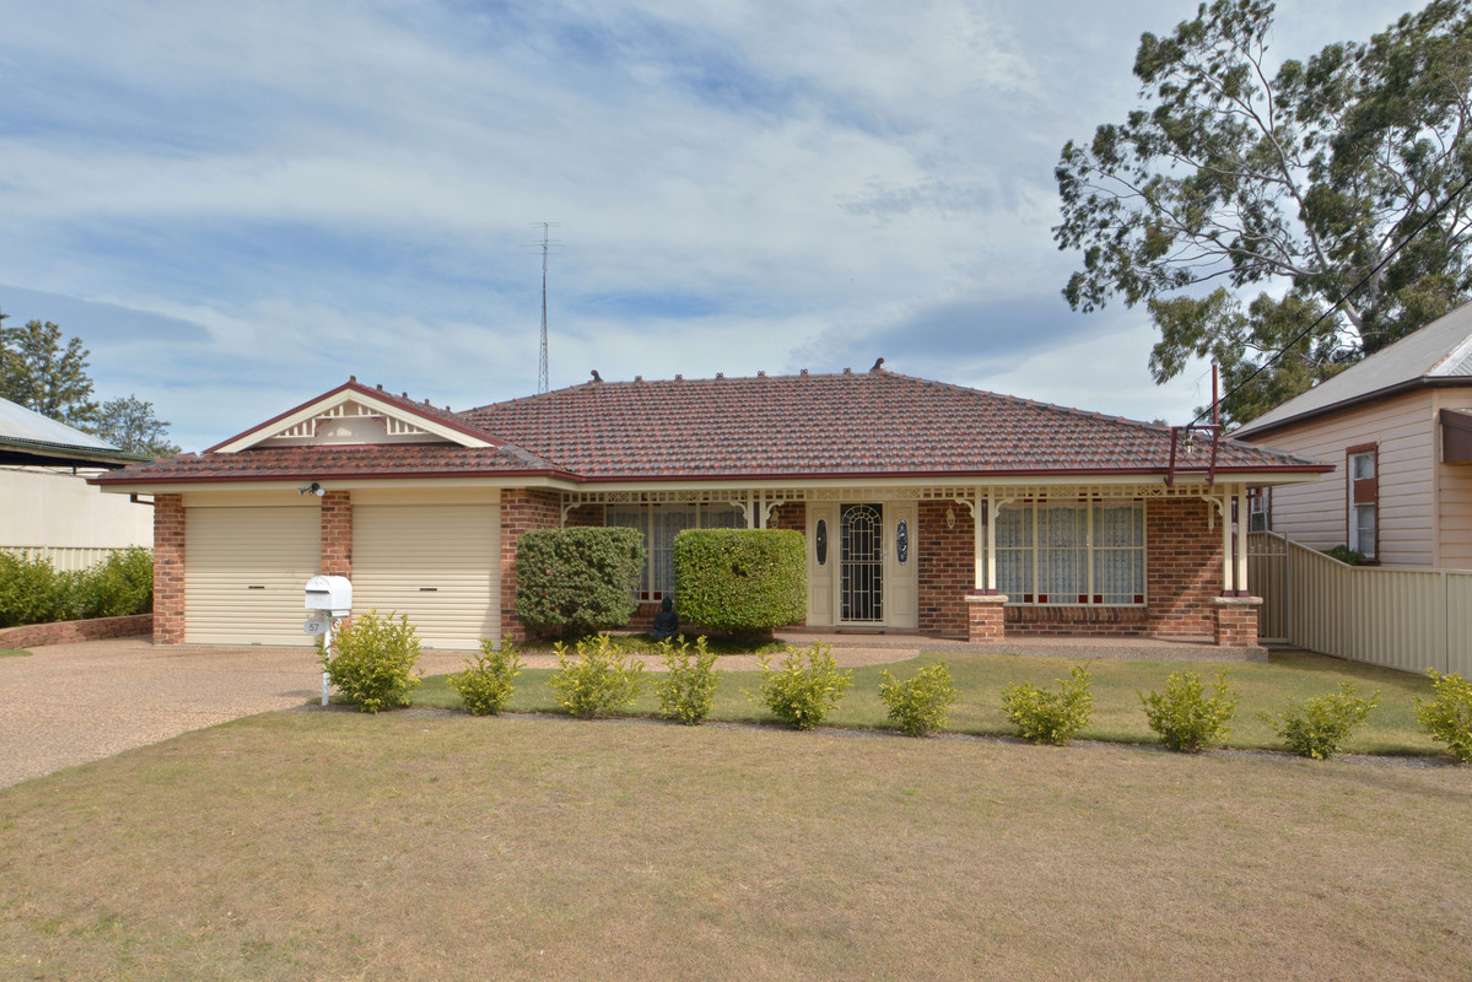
(320, 490), (352, 577)
(1145, 497), (1223, 639)
(768, 501), (805, 533)
(1004, 605), (1148, 636)
(918, 500), (972, 638)
(0, 614), (153, 649)
(499, 488), (562, 641)
(153, 494), (185, 644)
(565, 504), (604, 527)
(1213, 600), (1261, 647)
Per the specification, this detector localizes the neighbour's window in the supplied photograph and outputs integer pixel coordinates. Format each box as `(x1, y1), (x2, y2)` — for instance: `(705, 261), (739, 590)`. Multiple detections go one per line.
(1347, 447), (1378, 560)
(1248, 487), (1269, 532)
(995, 500), (1146, 605)
(606, 501), (749, 601)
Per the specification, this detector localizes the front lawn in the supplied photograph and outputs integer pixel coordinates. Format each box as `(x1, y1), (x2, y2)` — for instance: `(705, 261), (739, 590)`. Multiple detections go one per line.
(1, 711), (1468, 979)
(417, 649), (1441, 755)
(0, 650), (29, 658)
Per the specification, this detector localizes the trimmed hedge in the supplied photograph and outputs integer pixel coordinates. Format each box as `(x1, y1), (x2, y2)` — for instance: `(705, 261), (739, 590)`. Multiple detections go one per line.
(673, 529), (805, 635)
(515, 527), (644, 639)
(0, 548), (153, 628)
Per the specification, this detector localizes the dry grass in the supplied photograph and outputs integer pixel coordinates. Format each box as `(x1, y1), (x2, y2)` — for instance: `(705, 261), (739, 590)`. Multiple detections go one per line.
(2, 710), (1470, 980)
(417, 649), (1442, 755)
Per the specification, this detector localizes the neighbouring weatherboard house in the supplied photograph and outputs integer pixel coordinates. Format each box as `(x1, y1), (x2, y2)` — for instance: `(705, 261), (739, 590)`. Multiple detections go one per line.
(93, 367), (1329, 650)
(1234, 302), (1472, 568)
(1, 395), (153, 568)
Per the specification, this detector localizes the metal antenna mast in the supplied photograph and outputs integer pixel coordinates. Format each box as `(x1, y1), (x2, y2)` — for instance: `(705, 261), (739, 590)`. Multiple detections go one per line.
(538, 222), (551, 394)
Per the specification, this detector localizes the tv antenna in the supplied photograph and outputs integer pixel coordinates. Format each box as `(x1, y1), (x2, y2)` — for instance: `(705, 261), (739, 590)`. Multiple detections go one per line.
(531, 222), (562, 394)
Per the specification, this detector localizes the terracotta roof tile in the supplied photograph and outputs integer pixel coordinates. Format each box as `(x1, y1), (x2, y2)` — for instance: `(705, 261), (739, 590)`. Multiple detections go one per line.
(459, 369), (1317, 478)
(97, 442), (564, 484)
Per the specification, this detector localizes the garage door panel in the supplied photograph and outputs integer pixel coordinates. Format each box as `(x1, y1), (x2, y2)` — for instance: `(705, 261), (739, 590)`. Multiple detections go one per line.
(352, 504), (499, 650)
(185, 506), (320, 646)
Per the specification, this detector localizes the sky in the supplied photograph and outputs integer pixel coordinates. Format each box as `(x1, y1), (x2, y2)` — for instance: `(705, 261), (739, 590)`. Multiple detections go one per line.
(0, 0), (1419, 450)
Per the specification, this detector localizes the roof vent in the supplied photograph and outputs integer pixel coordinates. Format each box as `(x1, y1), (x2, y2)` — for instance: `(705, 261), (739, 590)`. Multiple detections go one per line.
(756, 370), (766, 377)
(349, 374), (357, 382)
(674, 373), (683, 380)
(634, 375), (643, 382)
(842, 367), (853, 375)
(376, 383), (384, 391)
(590, 369), (602, 383)
(716, 372), (725, 379)
(870, 357), (885, 372)
(800, 368), (809, 376)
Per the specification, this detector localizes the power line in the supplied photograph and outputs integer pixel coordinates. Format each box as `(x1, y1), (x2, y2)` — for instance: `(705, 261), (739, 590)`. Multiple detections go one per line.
(1196, 171), (1472, 427)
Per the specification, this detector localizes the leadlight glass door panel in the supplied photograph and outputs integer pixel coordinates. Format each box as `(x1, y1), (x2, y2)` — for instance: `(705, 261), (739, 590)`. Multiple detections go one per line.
(840, 503), (884, 623)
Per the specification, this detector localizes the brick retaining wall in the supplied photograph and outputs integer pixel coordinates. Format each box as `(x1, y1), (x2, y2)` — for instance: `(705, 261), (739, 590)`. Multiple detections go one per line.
(0, 614), (153, 649)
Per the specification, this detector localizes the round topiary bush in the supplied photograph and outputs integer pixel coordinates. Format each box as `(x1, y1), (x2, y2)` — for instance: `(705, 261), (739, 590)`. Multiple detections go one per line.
(673, 529), (805, 637)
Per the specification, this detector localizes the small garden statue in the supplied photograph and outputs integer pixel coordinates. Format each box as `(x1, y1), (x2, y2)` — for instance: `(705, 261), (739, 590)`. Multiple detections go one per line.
(651, 596), (679, 641)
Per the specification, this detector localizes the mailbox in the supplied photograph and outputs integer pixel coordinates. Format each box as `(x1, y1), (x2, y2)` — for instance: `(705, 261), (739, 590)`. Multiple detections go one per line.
(304, 575), (352, 617)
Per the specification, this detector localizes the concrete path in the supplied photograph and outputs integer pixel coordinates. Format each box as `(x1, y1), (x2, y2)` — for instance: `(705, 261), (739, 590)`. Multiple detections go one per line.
(0, 638), (470, 789)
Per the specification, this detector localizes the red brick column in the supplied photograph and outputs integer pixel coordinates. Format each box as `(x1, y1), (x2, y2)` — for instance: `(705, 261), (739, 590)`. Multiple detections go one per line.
(919, 500), (973, 638)
(320, 491), (352, 577)
(1146, 497), (1224, 639)
(964, 591), (1007, 642)
(500, 488), (562, 641)
(768, 501), (806, 532)
(1212, 596), (1262, 647)
(153, 494), (186, 644)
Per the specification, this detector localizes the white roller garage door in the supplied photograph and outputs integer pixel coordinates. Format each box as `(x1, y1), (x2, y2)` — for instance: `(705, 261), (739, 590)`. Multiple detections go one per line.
(351, 503), (499, 649)
(185, 506), (321, 645)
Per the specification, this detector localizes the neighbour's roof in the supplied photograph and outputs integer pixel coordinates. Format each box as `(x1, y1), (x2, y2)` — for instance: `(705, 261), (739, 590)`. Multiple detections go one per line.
(96, 367), (1322, 488)
(0, 396), (144, 467)
(1235, 302), (1472, 438)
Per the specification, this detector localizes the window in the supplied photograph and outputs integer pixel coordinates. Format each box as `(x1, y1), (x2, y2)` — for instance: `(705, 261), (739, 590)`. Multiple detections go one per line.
(994, 500), (1146, 605)
(606, 501), (748, 601)
(1248, 487), (1269, 532)
(1347, 447), (1378, 560)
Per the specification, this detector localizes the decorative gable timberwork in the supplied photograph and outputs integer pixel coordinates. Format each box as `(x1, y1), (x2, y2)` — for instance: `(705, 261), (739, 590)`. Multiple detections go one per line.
(261, 399), (437, 447)
(210, 382), (496, 454)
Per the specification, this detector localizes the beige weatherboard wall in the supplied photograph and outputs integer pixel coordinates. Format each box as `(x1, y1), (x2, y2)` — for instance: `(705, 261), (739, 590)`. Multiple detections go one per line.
(1, 467), (153, 569)
(1245, 387), (1472, 568)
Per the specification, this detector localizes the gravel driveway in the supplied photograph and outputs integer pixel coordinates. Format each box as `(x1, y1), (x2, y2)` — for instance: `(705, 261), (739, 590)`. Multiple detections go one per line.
(0, 638), (471, 788)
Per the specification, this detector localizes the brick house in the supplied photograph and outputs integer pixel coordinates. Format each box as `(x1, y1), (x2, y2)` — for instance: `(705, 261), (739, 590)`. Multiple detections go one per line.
(95, 367), (1327, 650)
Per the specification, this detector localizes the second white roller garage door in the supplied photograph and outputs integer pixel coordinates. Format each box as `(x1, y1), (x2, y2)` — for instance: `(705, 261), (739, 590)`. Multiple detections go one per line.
(351, 503), (500, 649)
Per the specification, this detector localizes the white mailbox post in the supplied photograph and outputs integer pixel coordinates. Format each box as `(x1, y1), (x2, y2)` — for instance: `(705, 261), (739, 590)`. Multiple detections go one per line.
(305, 575), (352, 706)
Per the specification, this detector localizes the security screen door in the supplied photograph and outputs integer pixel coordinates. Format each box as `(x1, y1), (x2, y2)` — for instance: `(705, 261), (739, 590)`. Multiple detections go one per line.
(840, 503), (884, 623)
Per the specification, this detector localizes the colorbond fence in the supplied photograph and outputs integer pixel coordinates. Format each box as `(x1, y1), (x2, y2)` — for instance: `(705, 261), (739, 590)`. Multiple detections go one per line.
(0, 545), (149, 572)
(1250, 531), (1472, 676)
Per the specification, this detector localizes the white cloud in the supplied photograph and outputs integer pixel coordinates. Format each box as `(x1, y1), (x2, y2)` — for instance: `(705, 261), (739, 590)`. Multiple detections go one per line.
(0, 0), (1419, 448)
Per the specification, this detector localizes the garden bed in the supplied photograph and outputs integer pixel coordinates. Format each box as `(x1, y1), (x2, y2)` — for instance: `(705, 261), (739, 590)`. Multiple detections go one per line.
(0, 614), (152, 650)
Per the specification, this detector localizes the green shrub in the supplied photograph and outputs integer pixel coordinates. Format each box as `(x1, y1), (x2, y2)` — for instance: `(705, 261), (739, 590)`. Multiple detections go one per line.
(0, 552), (69, 627)
(1415, 670), (1472, 763)
(1001, 666), (1094, 746)
(673, 529), (805, 636)
(322, 611), (423, 713)
(1269, 683), (1379, 760)
(655, 635), (719, 725)
(1140, 671), (1239, 753)
(0, 548), (154, 627)
(1325, 545), (1368, 565)
(516, 527), (644, 639)
(448, 639), (523, 716)
(73, 547), (154, 620)
(757, 643), (852, 730)
(879, 663), (957, 737)
(548, 633), (646, 718)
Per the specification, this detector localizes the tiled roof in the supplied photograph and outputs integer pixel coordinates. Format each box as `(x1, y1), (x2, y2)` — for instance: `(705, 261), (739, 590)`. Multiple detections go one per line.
(459, 369), (1317, 478)
(98, 368), (1321, 487)
(95, 442), (567, 484)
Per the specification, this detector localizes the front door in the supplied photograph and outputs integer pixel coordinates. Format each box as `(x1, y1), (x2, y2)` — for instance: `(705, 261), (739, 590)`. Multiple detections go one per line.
(840, 503), (884, 624)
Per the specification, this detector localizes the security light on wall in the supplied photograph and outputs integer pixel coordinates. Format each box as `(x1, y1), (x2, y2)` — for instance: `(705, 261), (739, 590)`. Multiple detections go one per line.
(299, 482), (326, 497)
